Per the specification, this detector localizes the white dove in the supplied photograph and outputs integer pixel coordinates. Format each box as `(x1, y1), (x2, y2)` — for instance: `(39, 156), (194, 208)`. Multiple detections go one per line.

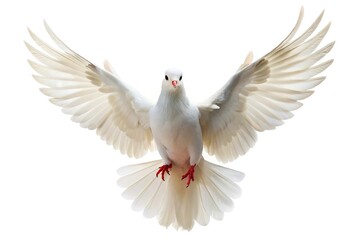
(26, 7), (333, 230)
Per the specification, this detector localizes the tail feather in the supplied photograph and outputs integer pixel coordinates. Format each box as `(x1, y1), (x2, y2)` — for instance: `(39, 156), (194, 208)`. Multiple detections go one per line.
(117, 160), (165, 211)
(197, 179), (224, 221)
(206, 163), (243, 198)
(117, 160), (161, 189)
(143, 178), (166, 218)
(117, 158), (244, 230)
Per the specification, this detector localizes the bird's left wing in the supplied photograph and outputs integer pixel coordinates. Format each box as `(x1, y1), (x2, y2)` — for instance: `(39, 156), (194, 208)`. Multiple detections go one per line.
(26, 22), (154, 158)
(199, 8), (334, 163)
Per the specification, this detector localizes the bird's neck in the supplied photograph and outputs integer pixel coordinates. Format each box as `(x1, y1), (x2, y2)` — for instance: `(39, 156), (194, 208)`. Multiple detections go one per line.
(157, 87), (190, 114)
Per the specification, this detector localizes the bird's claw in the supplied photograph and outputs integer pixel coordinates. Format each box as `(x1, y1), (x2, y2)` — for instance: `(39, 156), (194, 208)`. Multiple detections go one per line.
(156, 164), (172, 181)
(181, 164), (196, 188)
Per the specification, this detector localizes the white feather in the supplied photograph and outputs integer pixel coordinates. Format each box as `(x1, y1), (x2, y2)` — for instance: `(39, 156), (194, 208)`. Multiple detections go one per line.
(27, 8), (333, 231)
(27, 22), (154, 158)
(117, 158), (243, 230)
(199, 8), (334, 162)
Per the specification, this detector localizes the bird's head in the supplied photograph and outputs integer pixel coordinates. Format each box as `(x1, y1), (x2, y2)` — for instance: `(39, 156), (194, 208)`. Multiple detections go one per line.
(162, 68), (183, 92)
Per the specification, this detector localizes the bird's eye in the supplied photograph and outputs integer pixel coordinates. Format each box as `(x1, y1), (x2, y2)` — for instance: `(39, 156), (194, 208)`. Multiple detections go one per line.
(179, 76), (182, 81)
(165, 75), (169, 80)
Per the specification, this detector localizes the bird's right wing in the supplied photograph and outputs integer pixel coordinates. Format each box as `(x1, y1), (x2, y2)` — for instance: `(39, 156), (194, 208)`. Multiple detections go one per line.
(26, 22), (155, 158)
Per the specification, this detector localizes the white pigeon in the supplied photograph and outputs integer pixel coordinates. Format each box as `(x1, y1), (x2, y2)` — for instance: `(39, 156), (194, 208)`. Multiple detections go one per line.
(26, 7), (334, 230)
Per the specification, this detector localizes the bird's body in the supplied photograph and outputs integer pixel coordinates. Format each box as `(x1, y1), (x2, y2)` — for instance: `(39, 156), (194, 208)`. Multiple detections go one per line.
(150, 69), (203, 170)
(150, 92), (202, 169)
(26, 7), (334, 230)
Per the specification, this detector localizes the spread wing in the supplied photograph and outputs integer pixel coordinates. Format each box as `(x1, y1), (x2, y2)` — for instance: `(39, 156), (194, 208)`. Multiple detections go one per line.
(26, 21), (155, 158)
(199, 8), (334, 163)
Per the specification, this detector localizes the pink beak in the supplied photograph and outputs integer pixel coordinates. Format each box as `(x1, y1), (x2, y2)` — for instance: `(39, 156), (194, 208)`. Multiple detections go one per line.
(172, 80), (178, 88)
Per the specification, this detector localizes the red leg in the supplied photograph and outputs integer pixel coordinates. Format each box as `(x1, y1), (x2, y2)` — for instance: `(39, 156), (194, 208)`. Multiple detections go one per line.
(156, 163), (172, 181)
(181, 164), (196, 188)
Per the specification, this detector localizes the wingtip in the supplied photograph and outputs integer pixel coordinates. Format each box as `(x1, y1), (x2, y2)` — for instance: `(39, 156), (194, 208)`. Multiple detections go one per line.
(43, 19), (52, 36)
(43, 19), (49, 28)
(104, 59), (111, 72)
(23, 40), (29, 47)
(43, 19), (59, 43)
(27, 26), (34, 36)
(24, 41), (34, 53)
(244, 51), (253, 64)
(247, 51), (254, 60)
(299, 6), (304, 19)
(27, 26), (41, 44)
(327, 21), (332, 28)
(317, 8), (325, 22)
(328, 41), (336, 49)
(321, 8), (325, 16)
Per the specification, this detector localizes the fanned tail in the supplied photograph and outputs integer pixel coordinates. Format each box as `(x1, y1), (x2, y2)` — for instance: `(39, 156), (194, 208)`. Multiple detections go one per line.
(117, 158), (244, 230)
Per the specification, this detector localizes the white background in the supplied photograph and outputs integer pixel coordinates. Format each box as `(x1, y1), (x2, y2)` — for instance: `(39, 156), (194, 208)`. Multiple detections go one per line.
(0, 0), (359, 239)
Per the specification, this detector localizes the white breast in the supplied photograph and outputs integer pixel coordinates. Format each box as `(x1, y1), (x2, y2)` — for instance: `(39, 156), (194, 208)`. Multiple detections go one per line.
(150, 99), (203, 167)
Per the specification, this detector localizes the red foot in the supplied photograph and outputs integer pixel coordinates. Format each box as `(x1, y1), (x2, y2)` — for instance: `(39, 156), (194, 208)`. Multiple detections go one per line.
(181, 164), (196, 188)
(156, 164), (172, 181)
